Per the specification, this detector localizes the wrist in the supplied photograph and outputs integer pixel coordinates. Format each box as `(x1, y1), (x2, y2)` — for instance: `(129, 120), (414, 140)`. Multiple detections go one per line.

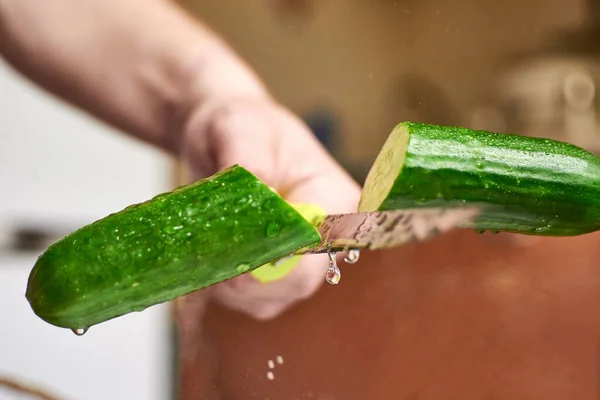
(180, 39), (271, 106)
(171, 39), (271, 153)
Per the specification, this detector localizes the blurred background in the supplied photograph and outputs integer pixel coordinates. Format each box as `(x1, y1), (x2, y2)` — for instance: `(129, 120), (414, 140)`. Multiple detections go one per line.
(3, 0), (600, 399)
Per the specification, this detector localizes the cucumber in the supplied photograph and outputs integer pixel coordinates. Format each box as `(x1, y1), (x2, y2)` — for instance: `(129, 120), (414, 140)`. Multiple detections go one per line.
(26, 165), (321, 331)
(359, 121), (600, 236)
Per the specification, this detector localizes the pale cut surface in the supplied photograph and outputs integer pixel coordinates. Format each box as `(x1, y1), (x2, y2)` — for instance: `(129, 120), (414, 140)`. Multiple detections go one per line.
(359, 123), (410, 212)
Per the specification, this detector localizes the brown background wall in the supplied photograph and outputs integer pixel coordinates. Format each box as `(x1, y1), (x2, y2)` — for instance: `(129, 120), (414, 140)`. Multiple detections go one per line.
(181, 0), (585, 177)
(201, 230), (600, 399)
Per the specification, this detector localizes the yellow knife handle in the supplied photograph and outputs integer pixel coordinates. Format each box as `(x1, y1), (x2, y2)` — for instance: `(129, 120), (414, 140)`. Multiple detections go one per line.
(251, 202), (327, 284)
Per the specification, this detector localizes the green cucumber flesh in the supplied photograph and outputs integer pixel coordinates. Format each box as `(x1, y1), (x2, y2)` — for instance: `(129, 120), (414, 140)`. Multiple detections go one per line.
(26, 165), (321, 330)
(359, 121), (600, 236)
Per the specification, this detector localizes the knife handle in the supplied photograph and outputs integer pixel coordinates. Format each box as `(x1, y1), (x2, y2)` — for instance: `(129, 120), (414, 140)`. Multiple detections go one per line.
(251, 202), (326, 284)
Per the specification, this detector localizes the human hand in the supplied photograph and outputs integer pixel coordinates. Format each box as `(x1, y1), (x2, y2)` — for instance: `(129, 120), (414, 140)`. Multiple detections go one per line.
(179, 97), (361, 320)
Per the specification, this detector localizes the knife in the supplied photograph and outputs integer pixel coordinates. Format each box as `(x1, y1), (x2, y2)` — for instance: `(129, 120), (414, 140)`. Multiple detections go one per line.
(251, 205), (481, 285)
(295, 206), (481, 255)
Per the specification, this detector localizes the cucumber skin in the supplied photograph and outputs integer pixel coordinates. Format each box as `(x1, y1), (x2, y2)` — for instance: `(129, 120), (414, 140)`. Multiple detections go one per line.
(373, 121), (600, 236)
(26, 165), (321, 330)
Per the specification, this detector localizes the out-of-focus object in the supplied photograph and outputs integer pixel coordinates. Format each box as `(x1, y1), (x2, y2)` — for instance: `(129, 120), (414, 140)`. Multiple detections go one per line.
(0, 57), (173, 400)
(3, 225), (75, 253)
(0, 57), (174, 253)
(304, 106), (341, 156)
(266, 0), (314, 20)
(0, 375), (66, 400)
(469, 0), (600, 154)
(393, 73), (464, 127)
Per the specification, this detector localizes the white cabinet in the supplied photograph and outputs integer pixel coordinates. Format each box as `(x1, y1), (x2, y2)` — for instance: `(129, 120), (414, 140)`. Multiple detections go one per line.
(0, 255), (173, 400)
(0, 59), (174, 400)
(0, 60), (173, 232)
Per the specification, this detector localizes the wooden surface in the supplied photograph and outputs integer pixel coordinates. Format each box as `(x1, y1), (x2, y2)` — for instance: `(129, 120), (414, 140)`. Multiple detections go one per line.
(181, 230), (600, 399)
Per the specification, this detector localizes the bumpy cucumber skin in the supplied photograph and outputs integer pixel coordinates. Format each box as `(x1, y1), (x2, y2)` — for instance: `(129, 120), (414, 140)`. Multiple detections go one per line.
(374, 121), (600, 236)
(26, 165), (321, 330)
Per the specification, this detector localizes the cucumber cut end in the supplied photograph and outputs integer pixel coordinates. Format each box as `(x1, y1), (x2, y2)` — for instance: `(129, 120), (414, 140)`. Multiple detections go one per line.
(359, 122), (410, 212)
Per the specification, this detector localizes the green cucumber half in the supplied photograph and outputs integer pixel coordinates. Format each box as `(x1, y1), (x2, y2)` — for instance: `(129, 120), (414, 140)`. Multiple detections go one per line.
(359, 121), (600, 236)
(26, 165), (321, 331)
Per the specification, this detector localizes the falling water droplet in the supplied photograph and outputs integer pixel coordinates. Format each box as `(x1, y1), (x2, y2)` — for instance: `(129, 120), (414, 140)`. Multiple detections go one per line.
(72, 328), (88, 336)
(326, 267), (341, 285)
(325, 251), (341, 285)
(344, 249), (360, 264)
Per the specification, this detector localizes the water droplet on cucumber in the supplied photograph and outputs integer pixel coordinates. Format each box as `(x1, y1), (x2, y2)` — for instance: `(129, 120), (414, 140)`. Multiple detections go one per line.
(72, 328), (88, 336)
(236, 263), (251, 274)
(475, 229), (485, 234)
(266, 222), (279, 237)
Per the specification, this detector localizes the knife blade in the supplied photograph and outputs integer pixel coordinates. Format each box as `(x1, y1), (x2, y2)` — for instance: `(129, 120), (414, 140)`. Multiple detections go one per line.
(294, 206), (481, 255)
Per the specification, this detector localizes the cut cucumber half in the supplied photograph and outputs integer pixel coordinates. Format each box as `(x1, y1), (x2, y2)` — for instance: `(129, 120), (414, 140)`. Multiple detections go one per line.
(360, 121), (600, 236)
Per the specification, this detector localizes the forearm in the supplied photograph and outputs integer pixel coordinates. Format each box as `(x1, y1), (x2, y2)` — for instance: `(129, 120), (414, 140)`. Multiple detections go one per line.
(0, 0), (269, 153)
